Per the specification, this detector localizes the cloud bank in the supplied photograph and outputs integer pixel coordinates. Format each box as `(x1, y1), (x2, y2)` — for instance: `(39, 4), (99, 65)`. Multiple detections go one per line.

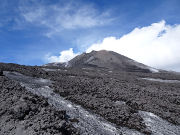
(86, 20), (180, 70)
(47, 20), (180, 71)
(47, 48), (79, 63)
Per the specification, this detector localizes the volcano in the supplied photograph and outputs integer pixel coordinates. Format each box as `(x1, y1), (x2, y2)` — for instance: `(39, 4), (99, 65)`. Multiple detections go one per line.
(46, 50), (159, 73)
(0, 50), (180, 135)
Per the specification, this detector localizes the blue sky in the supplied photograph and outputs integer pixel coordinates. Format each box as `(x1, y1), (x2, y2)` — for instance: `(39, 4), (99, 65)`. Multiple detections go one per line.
(0, 0), (180, 71)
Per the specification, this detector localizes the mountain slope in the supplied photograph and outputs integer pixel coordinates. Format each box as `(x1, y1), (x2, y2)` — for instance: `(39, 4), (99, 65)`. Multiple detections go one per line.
(47, 50), (158, 73)
(1, 61), (180, 134)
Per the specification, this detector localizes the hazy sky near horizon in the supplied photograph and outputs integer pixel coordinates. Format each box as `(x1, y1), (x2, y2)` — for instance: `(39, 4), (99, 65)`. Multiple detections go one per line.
(0, 0), (180, 71)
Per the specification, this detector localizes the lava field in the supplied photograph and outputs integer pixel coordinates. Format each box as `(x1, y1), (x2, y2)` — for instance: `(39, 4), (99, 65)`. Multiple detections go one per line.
(0, 62), (180, 135)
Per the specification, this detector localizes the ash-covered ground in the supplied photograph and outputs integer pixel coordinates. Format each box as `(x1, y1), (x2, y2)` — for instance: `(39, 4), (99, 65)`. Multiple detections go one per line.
(0, 62), (180, 135)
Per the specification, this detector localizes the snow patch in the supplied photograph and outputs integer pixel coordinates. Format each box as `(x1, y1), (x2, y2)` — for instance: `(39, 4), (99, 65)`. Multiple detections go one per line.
(142, 78), (180, 83)
(115, 101), (126, 106)
(149, 68), (159, 73)
(139, 111), (180, 135)
(86, 56), (95, 63)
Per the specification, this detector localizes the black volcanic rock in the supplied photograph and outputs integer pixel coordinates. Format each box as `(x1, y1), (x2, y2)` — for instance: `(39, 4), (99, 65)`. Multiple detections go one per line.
(0, 75), (79, 135)
(43, 62), (67, 67)
(0, 69), (3, 76)
(1, 55), (180, 134)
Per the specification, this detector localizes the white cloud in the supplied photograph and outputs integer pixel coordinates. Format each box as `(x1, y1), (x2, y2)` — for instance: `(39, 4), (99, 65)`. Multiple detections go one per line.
(21, 8), (45, 23)
(86, 20), (180, 70)
(46, 48), (79, 63)
(18, 1), (112, 37)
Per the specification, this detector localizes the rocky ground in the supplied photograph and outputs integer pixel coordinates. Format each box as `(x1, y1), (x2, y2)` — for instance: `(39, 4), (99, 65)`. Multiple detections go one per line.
(51, 68), (180, 134)
(0, 63), (180, 134)
(0, 66), (79, 135)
